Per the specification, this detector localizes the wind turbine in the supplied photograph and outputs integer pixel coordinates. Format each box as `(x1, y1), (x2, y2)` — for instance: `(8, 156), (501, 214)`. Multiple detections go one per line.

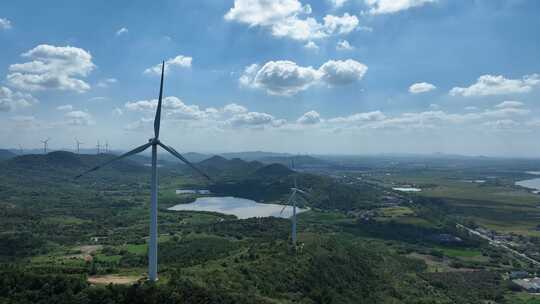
(18, 144), (23, 155)
(75, 62), (211, 281)
(280, 161), (309, 247)
(40, 138), (50, 154)
(105, 141), (109, 153)
(96, 140), (101, 154)
(75, 138), (83, 154)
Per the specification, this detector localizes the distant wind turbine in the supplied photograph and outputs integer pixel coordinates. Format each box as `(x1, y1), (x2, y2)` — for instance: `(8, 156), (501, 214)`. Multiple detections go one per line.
(96, 140), (101, 154)
(75, 138), (83, 154)
(18, 144), (23, 155)
(280, 160), (309, 247)
(41, 138), (50, 154)
(75, 62), (212, 281)
(105, 141), (109, 153)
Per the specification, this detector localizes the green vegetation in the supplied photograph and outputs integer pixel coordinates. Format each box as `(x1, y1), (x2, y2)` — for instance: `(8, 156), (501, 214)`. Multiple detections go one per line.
(1, 152), (539, 303)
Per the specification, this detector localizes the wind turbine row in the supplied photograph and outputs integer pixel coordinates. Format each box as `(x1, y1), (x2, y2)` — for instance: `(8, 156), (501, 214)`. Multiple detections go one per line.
(75, 62), (211, 281)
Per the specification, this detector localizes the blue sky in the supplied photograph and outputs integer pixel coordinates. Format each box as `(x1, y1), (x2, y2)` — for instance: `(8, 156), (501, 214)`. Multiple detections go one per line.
(1, 0), (539, 156)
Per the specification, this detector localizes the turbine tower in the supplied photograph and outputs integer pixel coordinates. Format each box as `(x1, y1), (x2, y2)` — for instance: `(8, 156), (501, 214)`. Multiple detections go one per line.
(280, 160), (308, 247)
(75, 62), (211, 281)
(105, 141), (109, 153)
(40, 138), (50, 154)
(75, 138), (83, 154)
(96, 140), (101, 154)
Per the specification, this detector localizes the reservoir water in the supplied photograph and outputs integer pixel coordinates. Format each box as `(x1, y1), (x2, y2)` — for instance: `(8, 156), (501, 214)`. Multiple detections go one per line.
(516, 178), (540, 194)
(392, 187), (422, 192)
(168, 196), (309, 219)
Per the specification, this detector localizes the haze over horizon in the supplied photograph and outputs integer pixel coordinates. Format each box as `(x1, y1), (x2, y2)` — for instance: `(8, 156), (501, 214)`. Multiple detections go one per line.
(1, 0), (540, 157)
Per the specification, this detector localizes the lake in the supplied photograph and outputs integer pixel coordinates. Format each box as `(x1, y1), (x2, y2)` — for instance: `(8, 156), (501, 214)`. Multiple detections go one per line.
(392, 187), (422, 192)
(516, 178), (540, 194)
(168, 196), (309, 219)
(176, 189), (211, 195)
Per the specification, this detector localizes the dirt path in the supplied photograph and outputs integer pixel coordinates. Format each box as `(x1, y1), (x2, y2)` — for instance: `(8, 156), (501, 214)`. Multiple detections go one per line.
(88, 275), (142, 285)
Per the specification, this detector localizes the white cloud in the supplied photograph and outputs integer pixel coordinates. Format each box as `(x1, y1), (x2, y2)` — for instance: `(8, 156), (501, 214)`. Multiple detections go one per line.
(65, 110), (94, 126)
(297, 110), (322, 124)
(0, 17), (12, 30)
(223, 103), (248, 114)
(116, 27), (128, 36)
(409, 82), (436, 94)
(144, 55), (192, 75)
(112, 107), (123, 116)
(464, 106), (478, 111)
(364, 0), (437, 15)
(319, 59), (368, 86)
(328, 111), (386, 124)
(0, 86), (38, 112)
(7, 45), (95, 92)
(494, 100), (524, 109)
(97, 78), (118, 88)
(229, 111), (274, 126)
(125, 96), (208, 120)
(328, 0), (348, 8)
(56, 104), (73, 111)
(240, 59), (367, 95)
(304, 41), (319, 50)
(450, 74), (540, 97)
(240, 61), (321, 95)
(483, 119), (519, 130)
(225, 0), (359, 41)
(336, 39), (354, 51)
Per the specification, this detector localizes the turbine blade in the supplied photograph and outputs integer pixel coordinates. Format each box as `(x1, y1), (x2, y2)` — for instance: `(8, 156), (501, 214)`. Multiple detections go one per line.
(74, 142), (151, 179)
(279, 204), (287, 215)
(281, 192), (295, 215)
(158, 142), (212, 182)
(154, 61), (165, 139)
(292, 188), (309, 196)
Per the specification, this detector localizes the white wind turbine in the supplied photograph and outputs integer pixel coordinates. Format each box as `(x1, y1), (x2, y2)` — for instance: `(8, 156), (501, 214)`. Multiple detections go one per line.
(75, 62), (212, 281)
(280, 161), (309, 247)
(41, 138), (50, 154)
(75, 138), (83, 154)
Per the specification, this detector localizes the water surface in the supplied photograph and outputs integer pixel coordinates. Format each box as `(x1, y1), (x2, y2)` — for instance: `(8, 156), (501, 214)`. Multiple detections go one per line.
(168, 196), (308, 219)
(392, 187), (422, 192)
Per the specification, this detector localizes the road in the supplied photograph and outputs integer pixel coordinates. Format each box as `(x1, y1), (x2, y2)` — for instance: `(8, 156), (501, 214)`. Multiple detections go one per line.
(456, 223), (540, 267)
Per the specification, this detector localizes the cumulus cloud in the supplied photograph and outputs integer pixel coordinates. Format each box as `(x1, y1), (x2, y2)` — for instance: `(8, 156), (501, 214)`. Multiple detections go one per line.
(225, 0), (359, 41)
(364, 0), (437, 15)
(65, 110), (94, 126)
(0, 17), (12, 30)
(304, 41), (319, 50)
(336, 39), (354, 51)
(116, 27), (128, 36)
(223, 103), (248, 114)
(56, 104), (73, 111)
(319, 59), (367, 86)
(329, 0), (348, 8)
(409, 82), (436, 94)
(125, 96), (209, 120)
(240, 59), (367, 95)
(97, 78), (118, 88)
(7, 45), (95, 92)
(144, 55), (192, 75)
(450, 74), (540, 97)
(0, 86), (38, 112)
(241, 61), (321, 95)
(297, 110), (322, 124)
(112, 107), (123, 116)
(495, 100), (524, 109)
